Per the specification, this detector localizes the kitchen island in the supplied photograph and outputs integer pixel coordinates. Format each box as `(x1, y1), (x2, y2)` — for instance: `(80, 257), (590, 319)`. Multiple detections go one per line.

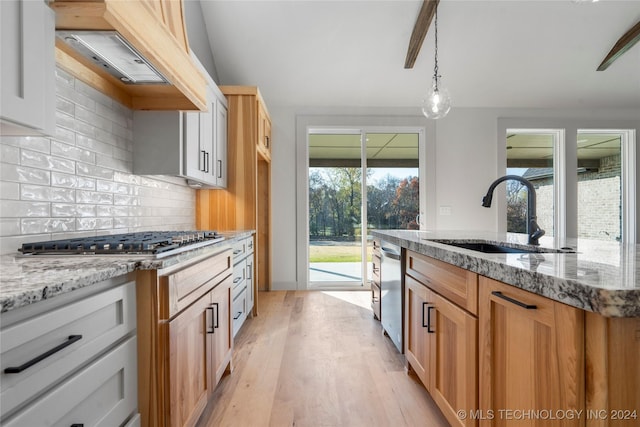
(372, 229), (639, 427)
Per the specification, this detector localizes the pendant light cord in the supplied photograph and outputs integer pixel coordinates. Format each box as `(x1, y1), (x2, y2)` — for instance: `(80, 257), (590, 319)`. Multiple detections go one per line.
(433, 7), (440, 90)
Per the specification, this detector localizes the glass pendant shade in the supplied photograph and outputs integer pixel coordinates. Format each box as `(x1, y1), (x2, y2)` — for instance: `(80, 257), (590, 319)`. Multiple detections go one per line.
(421, 76), (451, 119)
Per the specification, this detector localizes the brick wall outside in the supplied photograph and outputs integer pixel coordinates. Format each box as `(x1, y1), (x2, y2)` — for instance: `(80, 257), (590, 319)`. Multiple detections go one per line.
(532, 153), (621, 241)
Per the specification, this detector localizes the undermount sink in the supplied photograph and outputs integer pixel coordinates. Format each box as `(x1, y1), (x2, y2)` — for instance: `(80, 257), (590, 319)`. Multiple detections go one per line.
(426, 239), (575, 254)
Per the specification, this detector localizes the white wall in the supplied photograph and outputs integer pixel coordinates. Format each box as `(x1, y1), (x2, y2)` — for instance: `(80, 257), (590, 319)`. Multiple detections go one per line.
(269, 105), (640, 290)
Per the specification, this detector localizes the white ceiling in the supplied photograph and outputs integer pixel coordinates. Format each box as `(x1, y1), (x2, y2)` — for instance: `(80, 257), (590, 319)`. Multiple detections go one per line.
(200, 0), (640, 110)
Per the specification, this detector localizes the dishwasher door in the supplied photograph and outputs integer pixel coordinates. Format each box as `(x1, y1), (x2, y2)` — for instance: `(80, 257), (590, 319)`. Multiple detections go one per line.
(380, 241), (403, 353)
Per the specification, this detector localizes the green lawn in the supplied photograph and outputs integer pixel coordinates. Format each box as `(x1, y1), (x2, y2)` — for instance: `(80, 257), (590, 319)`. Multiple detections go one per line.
(309, 244), (372, 262)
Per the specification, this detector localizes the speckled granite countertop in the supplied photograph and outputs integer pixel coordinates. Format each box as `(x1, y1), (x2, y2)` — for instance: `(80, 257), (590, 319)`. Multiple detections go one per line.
(0, 231), (254, 313)
(371, 230), (640, 317)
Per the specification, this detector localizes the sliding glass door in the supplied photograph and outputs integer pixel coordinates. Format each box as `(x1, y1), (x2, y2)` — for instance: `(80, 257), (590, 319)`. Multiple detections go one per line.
(308, 128), (422, 288)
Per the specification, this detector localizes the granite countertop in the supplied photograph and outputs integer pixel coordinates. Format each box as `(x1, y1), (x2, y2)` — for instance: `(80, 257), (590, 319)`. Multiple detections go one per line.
(0, 231), (254, 313)
(371, 230), (640, 317)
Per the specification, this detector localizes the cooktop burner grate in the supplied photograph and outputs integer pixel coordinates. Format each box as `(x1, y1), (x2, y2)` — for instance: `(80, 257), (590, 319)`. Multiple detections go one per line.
(19, 230), (223, 256)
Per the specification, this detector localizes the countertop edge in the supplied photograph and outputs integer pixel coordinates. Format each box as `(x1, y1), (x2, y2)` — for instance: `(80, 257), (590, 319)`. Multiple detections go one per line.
(0, 231), (256, 314)
(371, 230), (640, 318)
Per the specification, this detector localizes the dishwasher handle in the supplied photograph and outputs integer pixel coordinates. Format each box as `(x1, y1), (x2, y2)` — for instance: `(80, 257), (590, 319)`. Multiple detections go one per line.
(381, 246), (401, 260)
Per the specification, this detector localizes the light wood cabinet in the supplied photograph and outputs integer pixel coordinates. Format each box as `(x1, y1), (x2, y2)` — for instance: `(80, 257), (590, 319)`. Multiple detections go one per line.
(405, 253), (478, 427)
(479, 276), (585, 427)
(52, 0), (207, 111)
(136, 249), (233, 427)
(197, 86), (271, 312)
(1, 0), (56, 136)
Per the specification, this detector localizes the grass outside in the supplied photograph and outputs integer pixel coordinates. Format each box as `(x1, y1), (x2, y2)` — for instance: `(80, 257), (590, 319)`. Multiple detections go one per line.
(309, 244), (372, 262)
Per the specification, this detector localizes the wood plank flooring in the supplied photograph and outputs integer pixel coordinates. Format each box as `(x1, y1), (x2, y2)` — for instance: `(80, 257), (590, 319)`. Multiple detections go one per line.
(196, 291), (450, 427)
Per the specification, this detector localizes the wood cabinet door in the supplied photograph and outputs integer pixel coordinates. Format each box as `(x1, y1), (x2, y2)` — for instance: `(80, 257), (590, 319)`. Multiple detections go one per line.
(431, 292), (478, 427)
(210, 277), (233, 386)
(404, 275), (432, 390)
(168, 292), (212, 427)
(479, 277), (584, 427)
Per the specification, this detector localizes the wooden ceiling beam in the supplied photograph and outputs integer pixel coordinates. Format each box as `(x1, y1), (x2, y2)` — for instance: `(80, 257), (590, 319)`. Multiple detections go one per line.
(597, 20), (640, 71)
(404, 0), (439, 69)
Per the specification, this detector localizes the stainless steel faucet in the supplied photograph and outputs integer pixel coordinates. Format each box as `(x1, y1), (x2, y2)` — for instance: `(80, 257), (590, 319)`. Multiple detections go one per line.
(481, 175), (546, 245)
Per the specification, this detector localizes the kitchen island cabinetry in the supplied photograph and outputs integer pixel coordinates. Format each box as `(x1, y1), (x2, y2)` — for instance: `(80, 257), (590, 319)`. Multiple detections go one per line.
(405, 250), (478, 427)
(197, 86), (271, 308)
(1, 0), (56, 136)
(479, 276), (584, 427)
(0, 274), (139, 426)
(136, 249), (233, 427)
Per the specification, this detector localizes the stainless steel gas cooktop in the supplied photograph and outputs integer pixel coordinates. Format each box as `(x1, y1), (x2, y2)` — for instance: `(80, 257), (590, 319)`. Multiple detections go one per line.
(19, 230), (225, 258)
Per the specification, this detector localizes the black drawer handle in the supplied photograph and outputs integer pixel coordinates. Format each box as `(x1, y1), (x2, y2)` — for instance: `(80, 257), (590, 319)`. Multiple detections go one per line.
(491, 291), (537, 310)
(233, 276), (243, 284)
(71, 424), (84, 427)
(233, 249), (242, 255)
(206, 306), (215, 334)
(4, 335), (82, 374)
(233, 311), (242, 320)
(212, 302), (220, 329)
(421, 303), (435, 333)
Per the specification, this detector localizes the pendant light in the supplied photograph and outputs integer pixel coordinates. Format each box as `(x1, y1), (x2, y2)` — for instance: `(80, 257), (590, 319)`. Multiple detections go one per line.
(421, 5), (451, 119)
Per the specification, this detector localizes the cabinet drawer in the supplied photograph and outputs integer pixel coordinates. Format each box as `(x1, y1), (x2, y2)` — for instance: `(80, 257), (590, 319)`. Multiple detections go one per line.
(1, 280), (135, 418)
(163, 249), (232, 318)
(232, 257), (247, 291)
(3, 336), (138, 427)
(232, 236), (254, 262)
(232, 287), (247, 337)
(406, 250), (478, 315)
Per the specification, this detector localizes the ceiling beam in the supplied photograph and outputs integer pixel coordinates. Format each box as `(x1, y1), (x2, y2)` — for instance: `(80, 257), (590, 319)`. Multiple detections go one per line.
(597, 20), (640, 71)
(404, 0), (439, 69)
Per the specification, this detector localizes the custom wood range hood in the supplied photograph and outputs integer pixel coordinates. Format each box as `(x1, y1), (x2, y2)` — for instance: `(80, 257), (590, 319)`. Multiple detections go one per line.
(50, 0), (207, 111)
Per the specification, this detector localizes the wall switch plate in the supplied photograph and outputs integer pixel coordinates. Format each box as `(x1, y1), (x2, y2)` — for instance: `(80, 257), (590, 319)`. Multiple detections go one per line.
(439, 205), (452, 216)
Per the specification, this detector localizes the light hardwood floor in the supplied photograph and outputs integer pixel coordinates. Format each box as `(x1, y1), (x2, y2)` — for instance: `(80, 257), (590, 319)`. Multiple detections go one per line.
(196, 290), (450, 427)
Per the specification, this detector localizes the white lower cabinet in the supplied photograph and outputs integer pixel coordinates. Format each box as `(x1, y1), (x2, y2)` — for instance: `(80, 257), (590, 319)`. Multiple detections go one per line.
(231, 236), (255, 337)
(0, 275), (139, 426)
(4, 336), (137, 427)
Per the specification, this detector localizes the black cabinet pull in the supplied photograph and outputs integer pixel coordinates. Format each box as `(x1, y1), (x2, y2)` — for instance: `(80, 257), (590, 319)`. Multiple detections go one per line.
(233, 312), (242, 320)
(212, 302), (219, 329)
(206, 306), (215, 334)
(4, 335), (82, 374)
(426, 306), (435, 333)
(70, 424), (84, 427)
(233, 277), (242, 284)
(491, 291), (537, 310)
(421, 302), (429, 328)
(421, 303), (435, 333)
(200, 150), (206, 172)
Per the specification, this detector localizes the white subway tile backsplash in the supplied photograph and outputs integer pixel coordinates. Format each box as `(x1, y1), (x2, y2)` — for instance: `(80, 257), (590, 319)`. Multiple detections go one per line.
(21, 218), (75, 234)
(76, 162), (114, 180)
(76, 134), (113, 155)
(0, 67), (195, 253)
(51, 172), (77, 188)
(0, 165), (50, 185)
(51, 204), (76, 217)
(21, 149), (75, 174)
(76, 190), (113, 205)
(51, 140), (95, 164)
(1, 145), (20, 164)
(0, 182), (20, 200)
(0, 201), (50, 218)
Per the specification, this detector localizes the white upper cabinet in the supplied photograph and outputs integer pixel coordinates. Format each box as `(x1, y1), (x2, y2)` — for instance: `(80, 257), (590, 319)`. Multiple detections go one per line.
(132, 54), (227, 188)
(0, 0), (56, 136)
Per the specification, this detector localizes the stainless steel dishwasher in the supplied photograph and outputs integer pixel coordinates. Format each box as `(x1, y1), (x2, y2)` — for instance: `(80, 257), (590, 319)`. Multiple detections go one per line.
(380, 241), (403, 353)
